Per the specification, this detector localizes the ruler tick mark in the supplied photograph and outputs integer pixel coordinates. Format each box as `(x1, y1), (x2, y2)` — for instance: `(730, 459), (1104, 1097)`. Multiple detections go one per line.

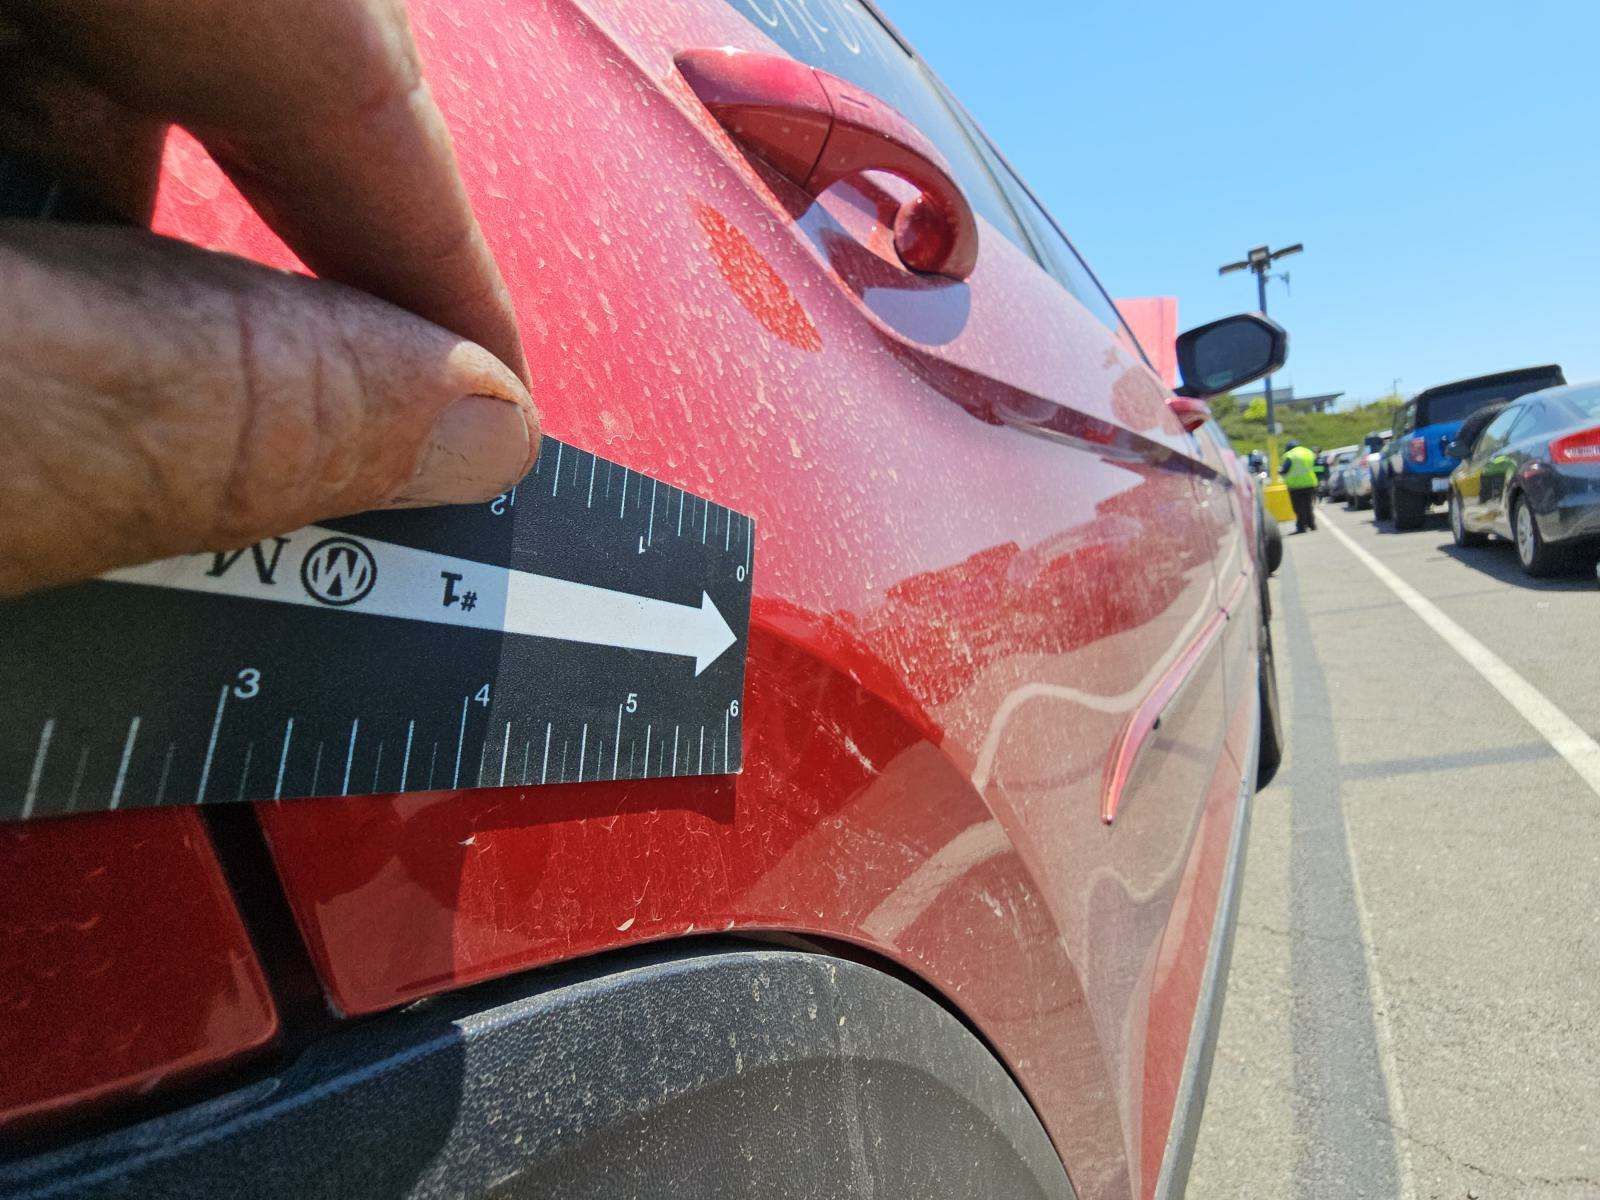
(197, 685), (229, 803)
(477, 738), (488, 787)
(453, 695), (468, 789)
(522, 741), (531, 786)
(542, 723), (552, 784)
(275, 718), (295, 800)
(428, 742), (439, 790)
(699, 726), (705, 775)
(643, 724), (652, 777)
(648, 479), (657, 545)
(587, 455), (597, 507)
(500, 722), (511, 786)
(678, 488), (685, 536)
(111, 716), (141, 809)
(371, 741), (384, 793)
(237, 742), (255, 802)
(613, 704), (624, 780)
(578, 723), (588, 782)
(560, 739), (569, 783)
(619, 468), (628, 518)
(400, 720), (414, 792)
(66, 746), (89, 812)
(551, 443), (563, 495)
(672, 725), (679, 776)
(22, 718), (55, 819)
(156, 743), (176, 805)
(725, 709), (731, 773)
(342, 719), (359, 795)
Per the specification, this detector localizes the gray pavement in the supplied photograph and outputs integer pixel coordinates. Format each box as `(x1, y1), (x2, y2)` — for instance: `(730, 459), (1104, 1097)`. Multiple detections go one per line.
(1189, 500), (1600, 1199)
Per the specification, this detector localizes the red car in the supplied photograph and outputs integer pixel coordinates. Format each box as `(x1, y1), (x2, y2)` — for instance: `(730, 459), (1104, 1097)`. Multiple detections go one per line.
(1, 3), (1286, 1197)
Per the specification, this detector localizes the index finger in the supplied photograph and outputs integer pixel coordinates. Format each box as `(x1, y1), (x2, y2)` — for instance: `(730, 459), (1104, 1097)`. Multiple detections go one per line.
(8, 0), (528, 382)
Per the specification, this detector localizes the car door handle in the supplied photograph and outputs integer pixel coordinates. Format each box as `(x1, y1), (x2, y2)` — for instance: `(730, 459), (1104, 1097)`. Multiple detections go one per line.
(675, 47), (978, 280)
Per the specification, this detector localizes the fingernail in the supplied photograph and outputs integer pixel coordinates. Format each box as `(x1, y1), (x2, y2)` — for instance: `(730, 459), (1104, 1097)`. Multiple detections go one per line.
(398, 395), (532, 505)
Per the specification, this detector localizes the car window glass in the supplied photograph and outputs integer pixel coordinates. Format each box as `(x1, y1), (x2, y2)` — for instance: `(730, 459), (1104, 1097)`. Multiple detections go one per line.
(1473, 408), (1522, 457)
(1551, 389), (1600, 423)
(1503, 404), (1538, 442)
(1417, 374), (1563, 425)
(718, 0), (1029, 250)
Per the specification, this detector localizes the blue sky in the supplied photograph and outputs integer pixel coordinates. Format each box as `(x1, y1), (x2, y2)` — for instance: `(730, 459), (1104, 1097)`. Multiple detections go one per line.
(876, 0), (1600, 405)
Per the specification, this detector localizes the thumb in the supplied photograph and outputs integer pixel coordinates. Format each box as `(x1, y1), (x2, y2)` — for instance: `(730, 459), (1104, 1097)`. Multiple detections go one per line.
(0, 222), (539, 597)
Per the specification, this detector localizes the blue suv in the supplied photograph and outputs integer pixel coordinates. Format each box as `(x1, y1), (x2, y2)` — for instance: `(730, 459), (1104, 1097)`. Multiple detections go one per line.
(1375, 365), (1566, 529)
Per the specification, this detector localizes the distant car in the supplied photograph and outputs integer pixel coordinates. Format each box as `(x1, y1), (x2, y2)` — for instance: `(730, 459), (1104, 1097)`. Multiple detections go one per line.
(1342, 429), (1392, 510)
(1324, 448), (1358, 500)
(1375, 366), (1567, 529)
(1448, 381), (1600, 575)
(1344, 451), (1376, 508)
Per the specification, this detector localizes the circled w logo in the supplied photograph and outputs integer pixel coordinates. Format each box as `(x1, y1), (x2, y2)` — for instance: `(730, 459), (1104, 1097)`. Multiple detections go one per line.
(300, 537), (377, 606)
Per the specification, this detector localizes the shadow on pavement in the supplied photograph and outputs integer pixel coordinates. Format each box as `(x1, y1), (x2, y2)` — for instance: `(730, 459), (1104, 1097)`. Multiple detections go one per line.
(1437, 540), (1598, 592)
(1368, 512), (1451, 536)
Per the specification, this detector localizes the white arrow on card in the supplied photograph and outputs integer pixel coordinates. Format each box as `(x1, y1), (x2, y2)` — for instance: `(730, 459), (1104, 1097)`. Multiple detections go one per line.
(101, 524), (739, 676)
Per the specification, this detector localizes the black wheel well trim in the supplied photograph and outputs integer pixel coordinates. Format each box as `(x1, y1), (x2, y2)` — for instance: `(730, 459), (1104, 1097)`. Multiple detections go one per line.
(1, 936), (1080, 1200)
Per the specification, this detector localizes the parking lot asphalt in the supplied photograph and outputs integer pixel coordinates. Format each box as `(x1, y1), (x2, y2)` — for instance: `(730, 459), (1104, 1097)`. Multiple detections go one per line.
(1188, 500), (1600, 1199)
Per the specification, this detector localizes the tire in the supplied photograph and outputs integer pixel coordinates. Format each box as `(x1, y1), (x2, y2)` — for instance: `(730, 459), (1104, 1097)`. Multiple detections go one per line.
(1262, 514), (1283, 575)
(1392, 485), (1427, 531)
(1450, 489), (1488, 547)
(1256, 620), (1284, 789)
(1373, 479), (1392, 522)
(1512, 494), (1562, 577)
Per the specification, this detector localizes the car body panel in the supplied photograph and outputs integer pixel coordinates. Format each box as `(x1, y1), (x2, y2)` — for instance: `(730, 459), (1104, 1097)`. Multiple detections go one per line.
(0, 809), (278, 1130)
(3, 1), (1263, 1195)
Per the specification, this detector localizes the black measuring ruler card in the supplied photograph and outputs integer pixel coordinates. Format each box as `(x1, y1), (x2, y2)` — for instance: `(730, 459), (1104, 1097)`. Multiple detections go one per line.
(0, 437), (754, 822)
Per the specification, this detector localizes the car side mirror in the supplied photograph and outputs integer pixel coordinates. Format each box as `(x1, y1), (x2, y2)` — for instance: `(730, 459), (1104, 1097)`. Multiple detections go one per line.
(1174, 313), (1289, 399)
(1167, 395), (1212, 433)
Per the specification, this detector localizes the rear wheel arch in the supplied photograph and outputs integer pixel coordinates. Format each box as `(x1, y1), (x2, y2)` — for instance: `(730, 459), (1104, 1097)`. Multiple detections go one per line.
(4, 940), (1079, 1200)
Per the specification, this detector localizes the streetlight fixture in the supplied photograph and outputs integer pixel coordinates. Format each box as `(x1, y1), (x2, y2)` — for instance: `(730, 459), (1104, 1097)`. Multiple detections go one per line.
(1220, 242), (1303, 478)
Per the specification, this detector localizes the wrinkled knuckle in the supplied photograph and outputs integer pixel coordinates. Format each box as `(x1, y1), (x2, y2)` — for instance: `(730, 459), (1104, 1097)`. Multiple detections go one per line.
(207, 309), (402, 543)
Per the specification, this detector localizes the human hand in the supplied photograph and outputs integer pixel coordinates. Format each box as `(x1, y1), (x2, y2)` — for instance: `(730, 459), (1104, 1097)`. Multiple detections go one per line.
(0, 0), (539, 597)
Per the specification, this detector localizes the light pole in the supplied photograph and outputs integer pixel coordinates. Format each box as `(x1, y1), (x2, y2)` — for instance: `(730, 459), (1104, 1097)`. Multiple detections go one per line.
(1220, 243), (1302, 477)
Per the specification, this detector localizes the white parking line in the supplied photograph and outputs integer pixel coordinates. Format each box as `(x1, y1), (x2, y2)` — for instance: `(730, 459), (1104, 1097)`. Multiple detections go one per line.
(1324, 518), (1600, 799)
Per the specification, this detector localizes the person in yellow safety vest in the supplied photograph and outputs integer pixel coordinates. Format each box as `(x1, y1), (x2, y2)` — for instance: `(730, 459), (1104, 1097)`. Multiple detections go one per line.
(1280, 441), (1319, 533)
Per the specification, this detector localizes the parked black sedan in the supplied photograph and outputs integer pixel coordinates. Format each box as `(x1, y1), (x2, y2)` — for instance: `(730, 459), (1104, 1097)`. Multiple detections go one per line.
(1448, 381), (1600, 575)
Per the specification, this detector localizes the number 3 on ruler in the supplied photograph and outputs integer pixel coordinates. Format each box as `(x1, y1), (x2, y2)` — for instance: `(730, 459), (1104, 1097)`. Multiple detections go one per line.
(234, 668), (261, 699)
